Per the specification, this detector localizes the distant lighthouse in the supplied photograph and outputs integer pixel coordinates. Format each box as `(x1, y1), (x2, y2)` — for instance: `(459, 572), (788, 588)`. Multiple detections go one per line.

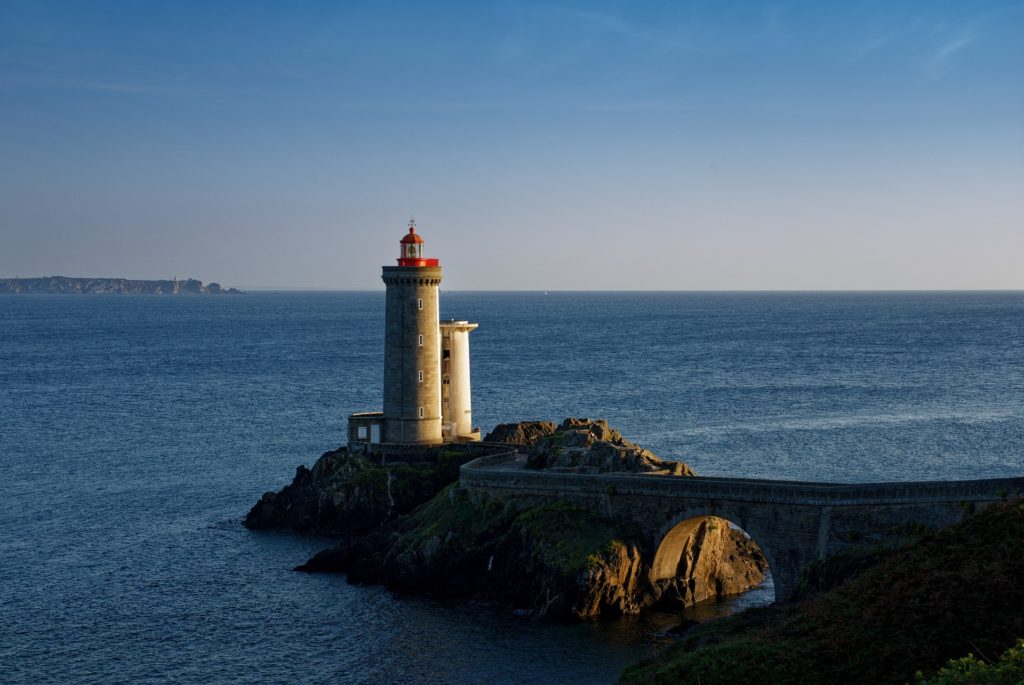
(347, 219), (480, 452)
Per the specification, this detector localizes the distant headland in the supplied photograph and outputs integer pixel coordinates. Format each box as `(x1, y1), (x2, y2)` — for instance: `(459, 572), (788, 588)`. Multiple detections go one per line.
(0, 276), (243, 295)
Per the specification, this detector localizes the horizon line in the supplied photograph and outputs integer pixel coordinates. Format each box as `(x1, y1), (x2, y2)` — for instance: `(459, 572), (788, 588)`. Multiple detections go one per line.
(236, 287), (1024, 294)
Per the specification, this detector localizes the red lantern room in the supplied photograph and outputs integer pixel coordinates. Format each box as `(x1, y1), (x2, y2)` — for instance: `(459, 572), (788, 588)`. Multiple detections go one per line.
(397, 219), (439, 267)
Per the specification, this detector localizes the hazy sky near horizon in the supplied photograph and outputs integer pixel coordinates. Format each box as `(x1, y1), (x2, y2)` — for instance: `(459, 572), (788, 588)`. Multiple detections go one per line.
(1, 1), (1022, 290)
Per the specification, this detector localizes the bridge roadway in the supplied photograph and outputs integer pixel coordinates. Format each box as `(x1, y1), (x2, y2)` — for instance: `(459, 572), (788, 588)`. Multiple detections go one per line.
(459, 451), (1024, 603)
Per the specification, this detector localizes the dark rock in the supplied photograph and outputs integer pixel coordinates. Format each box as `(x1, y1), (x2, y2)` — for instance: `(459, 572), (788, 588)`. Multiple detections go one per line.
(295, 541), (354, 572)
(244, 446), (489, 535)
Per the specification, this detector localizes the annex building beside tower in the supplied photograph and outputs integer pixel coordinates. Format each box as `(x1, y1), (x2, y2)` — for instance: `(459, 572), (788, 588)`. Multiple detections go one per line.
(347, 220), (480, 452)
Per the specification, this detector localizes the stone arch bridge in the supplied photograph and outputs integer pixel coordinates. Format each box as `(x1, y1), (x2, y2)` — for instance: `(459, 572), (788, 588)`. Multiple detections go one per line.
(460, 452), (1024, 603)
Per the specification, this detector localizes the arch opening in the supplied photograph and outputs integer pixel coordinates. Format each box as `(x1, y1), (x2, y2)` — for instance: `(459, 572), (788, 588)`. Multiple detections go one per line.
(649, 515), (775, 611)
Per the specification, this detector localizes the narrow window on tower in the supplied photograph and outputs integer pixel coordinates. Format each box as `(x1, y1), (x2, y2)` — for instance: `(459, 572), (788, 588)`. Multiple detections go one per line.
(418, 407), (424, 418)
(417, 298), (423, 310)
(418, 334), (424, 347)
(418, 370), (423, 383)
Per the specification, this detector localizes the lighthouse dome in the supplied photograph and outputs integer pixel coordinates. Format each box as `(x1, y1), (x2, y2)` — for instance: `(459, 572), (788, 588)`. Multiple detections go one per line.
(400, 226), (425, 244)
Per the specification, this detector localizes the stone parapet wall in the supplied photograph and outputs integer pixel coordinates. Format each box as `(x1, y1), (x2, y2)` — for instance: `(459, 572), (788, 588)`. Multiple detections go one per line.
(460, 459), (1024, 507)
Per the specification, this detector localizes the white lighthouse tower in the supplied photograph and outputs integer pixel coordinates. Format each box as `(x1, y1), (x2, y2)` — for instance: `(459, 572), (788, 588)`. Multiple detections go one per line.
(347, 219), (480, 452)
(440, 320), (479, 440)
(381, 221), (444, 444)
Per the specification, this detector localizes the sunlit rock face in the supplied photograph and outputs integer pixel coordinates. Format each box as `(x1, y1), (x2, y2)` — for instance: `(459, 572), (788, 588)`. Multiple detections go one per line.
(483, 421), (557, 446)
(572, 541), (649, 616)
(525, 418), (696, 476)
(649, 517), (769, 610)
(562, 516), (766, 618)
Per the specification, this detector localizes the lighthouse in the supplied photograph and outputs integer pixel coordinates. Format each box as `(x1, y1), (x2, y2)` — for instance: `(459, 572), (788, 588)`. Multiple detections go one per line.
(348, 219), (480, 452)
(381, 221), (444, 444)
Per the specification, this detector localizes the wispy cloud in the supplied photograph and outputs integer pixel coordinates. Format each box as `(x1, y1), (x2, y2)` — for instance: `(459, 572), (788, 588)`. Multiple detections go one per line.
(0, 59), (195, 97)
(54, 78), (192, 96)
(501, 5), (708, 55)
(916, 3), (1022, 81)
(842, 9), (992, 80)
(546, 7), (707, 54)
(923, 33), (976, 79)
(313, 98), (694, 115)
(845, 33), (898, 64)
(581, 100), (694, 113)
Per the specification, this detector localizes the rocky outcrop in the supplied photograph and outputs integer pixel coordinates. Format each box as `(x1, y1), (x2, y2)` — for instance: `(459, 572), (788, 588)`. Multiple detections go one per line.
(483, 421), (557, 446)
(252, 419), (765, 620)
(575, 519), (766, 616)
(299, 488), (766, 619)
(244, 446), (488, 535)
(0, 276), (242, 294)
(245, 449), (384, 535)
(526, 418), (695, 475)
(650, 518), (768, 608)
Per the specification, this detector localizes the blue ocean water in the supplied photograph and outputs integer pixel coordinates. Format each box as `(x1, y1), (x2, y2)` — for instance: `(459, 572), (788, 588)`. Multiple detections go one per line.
(1, 291), (1022, 684)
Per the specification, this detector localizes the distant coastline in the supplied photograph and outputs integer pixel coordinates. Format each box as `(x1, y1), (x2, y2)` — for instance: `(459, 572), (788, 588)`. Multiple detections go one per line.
(0, 276), (243, 295)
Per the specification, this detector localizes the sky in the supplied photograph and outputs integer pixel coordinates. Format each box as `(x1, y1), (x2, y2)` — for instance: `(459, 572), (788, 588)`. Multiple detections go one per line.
(1, 1), (1022, 290)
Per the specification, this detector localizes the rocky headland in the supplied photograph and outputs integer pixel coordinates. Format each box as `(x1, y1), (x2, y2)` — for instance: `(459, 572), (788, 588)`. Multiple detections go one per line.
(246, 418), (766, 619)
(0, 276), (242, 294)
(245, 418), (1024, 682)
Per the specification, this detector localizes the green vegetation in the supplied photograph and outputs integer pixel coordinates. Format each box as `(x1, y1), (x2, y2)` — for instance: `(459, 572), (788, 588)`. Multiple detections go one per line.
(915, 640), (1024, 685)
(619, 501), (1024, 685)
(348, 465), (388, 495)
(339, 488), (644, 617)
(391, 491), (642, 576)
(320, 447), (482, 511)
(402, 484), (514, 542)
(516, 500), (641, 574)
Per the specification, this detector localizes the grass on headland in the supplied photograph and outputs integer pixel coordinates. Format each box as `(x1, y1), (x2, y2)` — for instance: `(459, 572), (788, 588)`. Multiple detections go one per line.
(515, 499), (642, 574)
(397, 490), (643, 576)
(619, 500), (1024, 685)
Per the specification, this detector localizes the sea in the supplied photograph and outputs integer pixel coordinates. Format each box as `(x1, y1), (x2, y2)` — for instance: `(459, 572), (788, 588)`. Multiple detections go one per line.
(1, 291), (1022, 684)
